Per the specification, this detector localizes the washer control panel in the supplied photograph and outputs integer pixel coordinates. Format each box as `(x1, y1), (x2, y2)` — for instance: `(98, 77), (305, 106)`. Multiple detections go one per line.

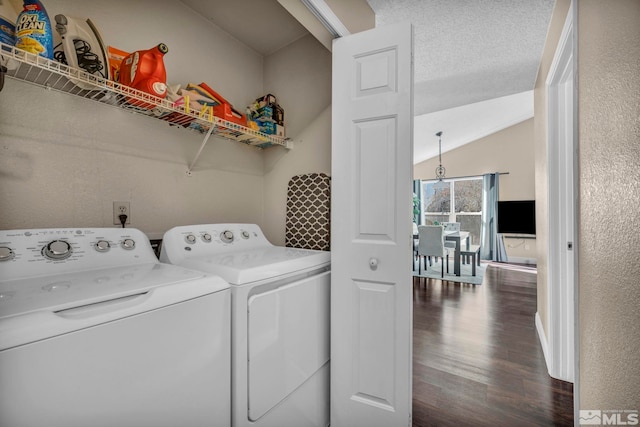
(0, 246), (16, 262)
(0, 228), (158, 281)
(42, 240), (73, 260)
(220, 230), (234, 243)
(160, 224), (272, 263)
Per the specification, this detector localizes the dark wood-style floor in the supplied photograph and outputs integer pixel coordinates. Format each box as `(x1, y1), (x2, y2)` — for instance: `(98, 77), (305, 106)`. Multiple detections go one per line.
(412, 263), (573, 426)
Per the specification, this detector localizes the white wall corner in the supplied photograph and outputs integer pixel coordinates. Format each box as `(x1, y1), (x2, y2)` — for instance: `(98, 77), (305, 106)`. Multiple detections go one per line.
(277, 0), (335, 51)
(535, 311), (552, 376)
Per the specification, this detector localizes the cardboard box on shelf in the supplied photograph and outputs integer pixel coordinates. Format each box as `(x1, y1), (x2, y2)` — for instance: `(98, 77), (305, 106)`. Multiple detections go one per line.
(214, 102), (247, 126)
(257, 121), (285, 137)
(251, 93), (284, 125)
(253, 106), (273, 120)
(197, 82), (247, 126)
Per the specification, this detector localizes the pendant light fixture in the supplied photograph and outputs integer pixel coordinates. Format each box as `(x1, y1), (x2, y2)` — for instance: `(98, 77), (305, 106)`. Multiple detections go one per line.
(435, 131), (446, 181)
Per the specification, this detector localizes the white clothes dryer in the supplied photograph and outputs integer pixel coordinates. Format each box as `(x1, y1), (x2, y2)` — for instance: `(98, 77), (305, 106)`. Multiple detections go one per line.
(160, 224), (330, 427)
(0, 228), (231, 427)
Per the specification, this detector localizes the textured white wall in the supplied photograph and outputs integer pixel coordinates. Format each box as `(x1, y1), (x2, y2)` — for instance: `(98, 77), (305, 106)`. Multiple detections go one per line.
(262, 108), (332, 246)
(261, 35), (332, 245)
(578, 0), (640, 410)
(262, 34), (332, 139)
(0, 0), (265, 238)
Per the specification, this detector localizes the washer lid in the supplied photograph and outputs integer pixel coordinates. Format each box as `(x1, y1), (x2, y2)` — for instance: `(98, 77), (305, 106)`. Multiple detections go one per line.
(180, 246), (330, 285)
(0, 263), (229, 350)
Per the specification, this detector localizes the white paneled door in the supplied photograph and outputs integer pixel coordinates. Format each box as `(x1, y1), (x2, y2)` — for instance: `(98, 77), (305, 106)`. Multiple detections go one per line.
(331, 23), (414, 427)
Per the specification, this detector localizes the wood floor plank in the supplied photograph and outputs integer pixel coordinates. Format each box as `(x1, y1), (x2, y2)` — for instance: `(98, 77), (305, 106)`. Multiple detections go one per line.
(412, 263), (573, 426)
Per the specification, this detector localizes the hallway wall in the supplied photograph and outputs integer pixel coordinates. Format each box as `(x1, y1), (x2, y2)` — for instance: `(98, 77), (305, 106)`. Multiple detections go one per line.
(535, 0), (640, 411)
(577, 0), (640, 410)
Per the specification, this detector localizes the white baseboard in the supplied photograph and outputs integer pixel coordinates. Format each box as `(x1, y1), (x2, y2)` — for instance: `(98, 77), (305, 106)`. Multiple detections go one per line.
(535, 312), (552, 375)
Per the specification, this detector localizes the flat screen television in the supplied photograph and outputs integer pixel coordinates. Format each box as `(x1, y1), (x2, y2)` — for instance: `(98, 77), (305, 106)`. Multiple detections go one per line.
(497, 200), (536, 235)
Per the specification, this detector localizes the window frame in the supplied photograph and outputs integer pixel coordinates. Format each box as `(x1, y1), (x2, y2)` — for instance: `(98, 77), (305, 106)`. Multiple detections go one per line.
(420, 176), (483, 230)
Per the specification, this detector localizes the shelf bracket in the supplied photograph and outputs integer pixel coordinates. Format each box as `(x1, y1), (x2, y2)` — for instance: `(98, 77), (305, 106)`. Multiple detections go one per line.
(186, 125), (215, 176)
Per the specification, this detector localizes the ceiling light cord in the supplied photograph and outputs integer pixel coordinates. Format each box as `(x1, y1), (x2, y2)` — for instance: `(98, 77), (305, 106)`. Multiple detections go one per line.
(435, 131), (446, 181)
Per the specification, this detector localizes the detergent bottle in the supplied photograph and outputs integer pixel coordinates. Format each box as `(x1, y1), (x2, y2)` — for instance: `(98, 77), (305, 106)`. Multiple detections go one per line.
(14, 0), (53, 59)
(119, 43), (168, 108)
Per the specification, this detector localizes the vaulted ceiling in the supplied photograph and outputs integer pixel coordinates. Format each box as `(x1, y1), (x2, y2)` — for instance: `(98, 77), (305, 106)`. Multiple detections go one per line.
(368, 0), (554, 116)
(367, 0), (554, 163)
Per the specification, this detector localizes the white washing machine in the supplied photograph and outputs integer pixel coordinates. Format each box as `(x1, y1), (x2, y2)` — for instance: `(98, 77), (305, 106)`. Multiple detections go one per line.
(160, 224), (330, 427)
(0, 228), (231, 427)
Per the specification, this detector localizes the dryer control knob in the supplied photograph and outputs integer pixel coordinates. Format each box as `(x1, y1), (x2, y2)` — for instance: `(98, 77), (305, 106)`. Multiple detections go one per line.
(122, 239), (136, 250)
(95, 240), (111, 252)
(241, 231), (250, 239)
(43, 240), (72, 260)
(185, 234), (197, 244)
(221, 230), (234, 243)
(202, 233), (212, 243)
(0, 246), (15, 261)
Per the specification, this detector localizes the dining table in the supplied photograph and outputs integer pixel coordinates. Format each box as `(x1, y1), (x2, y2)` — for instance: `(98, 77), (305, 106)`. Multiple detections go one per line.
(444, 230), (470, 276)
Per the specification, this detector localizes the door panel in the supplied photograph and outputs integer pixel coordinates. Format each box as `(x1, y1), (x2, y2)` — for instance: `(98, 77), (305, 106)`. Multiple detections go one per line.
(355, 49), (397, 95)
(355, 117), (397, 239)
(332, 22), (413, 427)
(351, 279), (396, 410)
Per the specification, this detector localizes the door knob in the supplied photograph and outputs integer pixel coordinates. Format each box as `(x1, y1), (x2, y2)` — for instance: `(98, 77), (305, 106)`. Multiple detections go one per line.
(369, 258), (378, 270)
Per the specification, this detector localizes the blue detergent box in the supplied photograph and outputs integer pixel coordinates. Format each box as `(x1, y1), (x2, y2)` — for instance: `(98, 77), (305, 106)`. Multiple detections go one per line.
(258, 121), (276, 134)
(251, 105), (273, 121)
(257, 121), (285, 137)
(0, 15), (16, 47)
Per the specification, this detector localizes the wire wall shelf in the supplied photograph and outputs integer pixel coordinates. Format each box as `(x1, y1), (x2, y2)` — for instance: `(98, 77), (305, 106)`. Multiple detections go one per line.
(1, 43), (291, 173)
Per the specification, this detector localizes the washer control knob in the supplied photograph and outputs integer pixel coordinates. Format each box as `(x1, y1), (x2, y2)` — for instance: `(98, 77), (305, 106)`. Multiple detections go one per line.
(202, 233), (212, 243)
(221, 230), (234, 243)
(0, 246), (15, 261)
(241, 231), (250, 239)
(185, 234), (197, 244)
(43, 240), (72, 260)
(95, 240), (111, 252)
(122, 239), (136, 250)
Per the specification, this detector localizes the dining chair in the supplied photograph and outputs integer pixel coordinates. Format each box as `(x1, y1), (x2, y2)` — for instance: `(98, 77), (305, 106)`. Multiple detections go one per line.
(417, 225), (456, 278)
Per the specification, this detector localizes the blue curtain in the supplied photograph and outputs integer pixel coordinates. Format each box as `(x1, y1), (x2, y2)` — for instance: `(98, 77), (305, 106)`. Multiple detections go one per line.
(480, 173), (507, 261)
(413, 179), (422, 225)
